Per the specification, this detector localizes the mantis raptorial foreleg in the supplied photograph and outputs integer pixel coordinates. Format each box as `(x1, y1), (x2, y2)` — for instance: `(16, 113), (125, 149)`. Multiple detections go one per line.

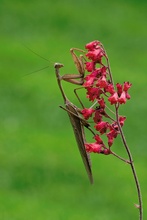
(54, 63), (93, 184)
(61, 48), (86, 85)
(60, 48), (87, 108)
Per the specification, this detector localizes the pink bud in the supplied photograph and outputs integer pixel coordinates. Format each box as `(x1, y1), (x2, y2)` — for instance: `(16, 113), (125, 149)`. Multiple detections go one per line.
(103, 149), (111, 155)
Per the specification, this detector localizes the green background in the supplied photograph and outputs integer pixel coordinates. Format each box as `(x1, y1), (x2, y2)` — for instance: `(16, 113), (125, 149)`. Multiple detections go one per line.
(0, 0), (147, 219)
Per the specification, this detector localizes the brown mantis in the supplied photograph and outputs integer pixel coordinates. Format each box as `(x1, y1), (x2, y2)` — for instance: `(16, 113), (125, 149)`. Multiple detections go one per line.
(24, 45), (94, 183)
(54, 48), (94, 184)
(54, 65), (93, 183)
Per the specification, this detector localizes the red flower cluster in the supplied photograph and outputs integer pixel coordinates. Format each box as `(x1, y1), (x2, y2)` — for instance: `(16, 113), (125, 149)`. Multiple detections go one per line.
(81, 40), (132, 154)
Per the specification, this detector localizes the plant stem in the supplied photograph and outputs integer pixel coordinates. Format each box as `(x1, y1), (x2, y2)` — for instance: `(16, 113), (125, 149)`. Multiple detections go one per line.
(105, 47), (143, 218)
(115, 106), (143, 220)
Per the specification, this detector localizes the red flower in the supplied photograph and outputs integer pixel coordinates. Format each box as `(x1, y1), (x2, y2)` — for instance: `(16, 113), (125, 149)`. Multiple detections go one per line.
(126, 92), (131, 100)
(81, 108), (95, 120)
(90, 66), (107, 78)
(100, 66), (107, 77)
(85, 142), (103, 153)
(94, 134), (103, 144)
(93, 109), (103, 123)
(106, 84), (115, 95)
(85, 40), (100, 51)
(85, 61), (95, 72)
(103, 149), (111, 155)
(84, 75), (95, 87)
(91, 69), (101, 78)
(107, 129), (118, 147)
(97, 76), (108, 88)
(123, 82), (132, 92)
(94, 121), (108, 134)
(86, 48), (104, 63)
(119, 116), (126, 126)
(86, 87), (102, 101)
(98, 97), (105, 108)
(118, 91), (126, 104)
(108, 92), (118, 105)
(116, 83), (123, 96)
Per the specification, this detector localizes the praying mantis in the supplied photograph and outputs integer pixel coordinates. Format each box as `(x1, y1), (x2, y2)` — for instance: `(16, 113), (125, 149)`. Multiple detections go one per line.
(24, 45), (94, 183)
(54, 48), (94, 184)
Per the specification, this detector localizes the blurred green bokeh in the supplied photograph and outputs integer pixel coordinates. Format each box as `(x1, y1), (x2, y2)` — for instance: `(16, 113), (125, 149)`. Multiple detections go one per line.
(0, 0), (147, 219)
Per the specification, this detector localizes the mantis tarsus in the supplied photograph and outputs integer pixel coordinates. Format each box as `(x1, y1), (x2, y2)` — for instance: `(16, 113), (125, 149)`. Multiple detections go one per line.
(54, 62), (93, 184)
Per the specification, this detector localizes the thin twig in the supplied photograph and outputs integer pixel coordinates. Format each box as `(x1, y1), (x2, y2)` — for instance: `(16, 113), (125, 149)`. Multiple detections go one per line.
(115, 105), (143, 220)
(110, 151), (131, 164)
